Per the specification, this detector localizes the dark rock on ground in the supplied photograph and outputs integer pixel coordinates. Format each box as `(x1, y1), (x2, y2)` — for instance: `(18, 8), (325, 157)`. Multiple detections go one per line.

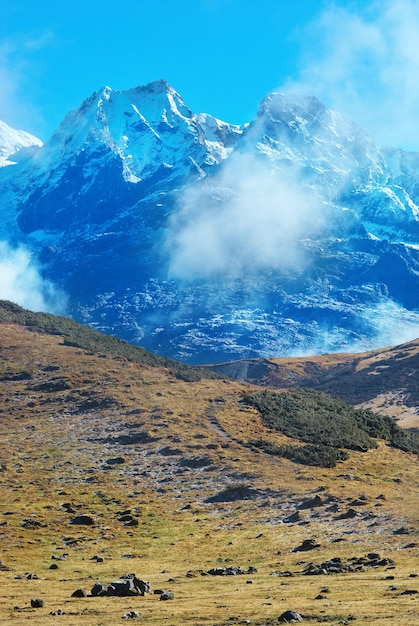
(160, 591), (174, 600)
(393, 526), (411, 535)
(334, 508), (359, 520)
(105, 457), (126, 465)
(91, 575), (150, 597)
(303, 553), (395, 576)
(70, 514), (95, 525)
(278, 609), (303, 622)
(91, 583), (108, 596)
(30, 598), (44, 608)
(292, 539), (321, 552)
(207, 565), (257, 576)
(297, 495), (324, 509)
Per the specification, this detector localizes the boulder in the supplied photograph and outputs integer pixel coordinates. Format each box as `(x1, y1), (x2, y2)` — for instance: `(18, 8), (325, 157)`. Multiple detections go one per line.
(292, 539), (320, 552)
(278, 610), (303, 622)
(71, 588), (87, 597)
(160, 591), (174, 600)
(91, 583), (108, 596)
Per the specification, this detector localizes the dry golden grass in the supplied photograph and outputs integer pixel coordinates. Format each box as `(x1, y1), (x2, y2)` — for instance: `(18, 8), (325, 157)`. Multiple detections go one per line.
(0, 323), (418, 625)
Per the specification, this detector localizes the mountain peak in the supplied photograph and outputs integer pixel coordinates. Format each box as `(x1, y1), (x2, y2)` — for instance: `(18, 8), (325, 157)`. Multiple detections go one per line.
(258, 92), (326, 120)
(0, 120), (42, 167)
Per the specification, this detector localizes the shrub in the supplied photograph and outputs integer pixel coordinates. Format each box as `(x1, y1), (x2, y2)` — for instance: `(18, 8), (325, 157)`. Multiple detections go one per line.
(249, 439), (349, 468)
(244, 389), (377, 451)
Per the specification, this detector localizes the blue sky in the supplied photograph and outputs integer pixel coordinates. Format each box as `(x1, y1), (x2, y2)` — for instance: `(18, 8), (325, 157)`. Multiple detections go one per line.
(1, 0), (419, 149)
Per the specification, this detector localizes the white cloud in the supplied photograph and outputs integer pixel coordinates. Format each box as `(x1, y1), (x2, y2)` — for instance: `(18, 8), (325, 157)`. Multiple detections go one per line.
(283, 0), (419, 150)
(0, 241), (67, 314)
(166, 154), (323, 281)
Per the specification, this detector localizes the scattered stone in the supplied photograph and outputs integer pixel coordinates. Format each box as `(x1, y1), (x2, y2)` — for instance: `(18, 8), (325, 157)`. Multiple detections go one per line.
(284, 511), (301, 523)
(160, 591), (174, 600)
(49, 609), (65, 615)
(91, 575), (150, 597)
(392, 526), (410, 535)
(207, 566), (257, 576)
(334, 508), (358, 520)
(278, 609), (303, 622)
(60, 503), (76, 513)
(297, 495), (324, 509)
(400, 589), (418, 595)
(292, 539), (321, 552)
(302, 553), (395, 576)
(70, 514), (94, 526)
(22, 519), (46, 529)
(105, 457), (126, 465)
(338, 474), (361, 481)
(348, 498), (368, 506)
(49, 563), (59, 570)
(326, 503), (340, 513)
(71, 589), (87, 597)
(91, 583), (108, 597)
(30, 598), (44, 608)
(122, 611), (140, 619)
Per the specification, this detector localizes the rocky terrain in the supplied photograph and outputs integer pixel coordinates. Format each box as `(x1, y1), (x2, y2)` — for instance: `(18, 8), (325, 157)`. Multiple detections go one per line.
(0, 302), (417, 624)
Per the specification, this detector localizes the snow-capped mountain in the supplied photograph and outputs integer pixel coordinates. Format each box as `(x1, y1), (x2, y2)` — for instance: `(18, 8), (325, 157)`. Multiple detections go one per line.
(0, 120), (42, 167)
(2, 80), (419, 363)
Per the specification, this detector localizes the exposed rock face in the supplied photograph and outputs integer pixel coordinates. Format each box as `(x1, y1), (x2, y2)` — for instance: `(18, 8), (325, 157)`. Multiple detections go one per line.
(3, 83), (419, 362)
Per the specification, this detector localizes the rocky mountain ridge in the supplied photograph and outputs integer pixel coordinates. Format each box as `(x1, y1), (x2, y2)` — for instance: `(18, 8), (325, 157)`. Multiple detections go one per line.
(2, 81), (419, 362)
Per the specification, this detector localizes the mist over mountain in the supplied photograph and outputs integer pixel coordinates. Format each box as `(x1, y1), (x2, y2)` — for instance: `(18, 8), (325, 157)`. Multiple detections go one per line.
(2, 80), (419, 363)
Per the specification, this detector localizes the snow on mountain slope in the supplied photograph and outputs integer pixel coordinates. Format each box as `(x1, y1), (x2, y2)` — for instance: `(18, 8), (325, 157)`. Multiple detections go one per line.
(3, 82), (419, 363)
(14, 80), (243, 233)
(236, 92), (419, 240)
(0, 120), (42, 167)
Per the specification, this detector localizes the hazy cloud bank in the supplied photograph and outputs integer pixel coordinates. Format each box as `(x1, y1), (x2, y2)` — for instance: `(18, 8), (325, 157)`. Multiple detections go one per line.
(166, 155), (324, 281)
(285, 0), (419, 150)
(0, 241), (67, 314)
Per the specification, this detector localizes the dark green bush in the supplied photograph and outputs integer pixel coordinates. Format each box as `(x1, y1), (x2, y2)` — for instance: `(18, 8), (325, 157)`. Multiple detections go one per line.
(249, 439), (349, 467)
(244, 388), (419, 457)
(244, 389), (377, 451)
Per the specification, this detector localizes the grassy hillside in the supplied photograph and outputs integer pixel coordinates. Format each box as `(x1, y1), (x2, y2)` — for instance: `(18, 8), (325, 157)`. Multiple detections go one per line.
(209, 342), (419, 430)
(0, 305), (418, 624)
(0, 300), (219, 382)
